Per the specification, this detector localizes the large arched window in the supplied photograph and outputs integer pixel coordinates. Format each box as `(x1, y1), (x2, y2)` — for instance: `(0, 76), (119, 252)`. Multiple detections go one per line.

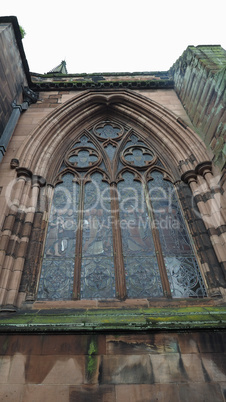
(37, 120), (206, 300)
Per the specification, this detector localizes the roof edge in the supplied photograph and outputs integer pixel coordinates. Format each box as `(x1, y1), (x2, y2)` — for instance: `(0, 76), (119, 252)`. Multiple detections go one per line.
(0, 16), (32, 86)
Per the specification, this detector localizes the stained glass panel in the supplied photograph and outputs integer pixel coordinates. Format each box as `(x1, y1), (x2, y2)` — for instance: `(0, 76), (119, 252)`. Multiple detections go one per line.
(38, 174), (79, 300)
(124, 256), (163, 298)
(81, 257), (115, 299)
(165, 256), (206, 297)
(81, 172), (115, 298)
(148, 171), (206, 297)
(38, 259), (75, 300)
(118, 172), (163, 298)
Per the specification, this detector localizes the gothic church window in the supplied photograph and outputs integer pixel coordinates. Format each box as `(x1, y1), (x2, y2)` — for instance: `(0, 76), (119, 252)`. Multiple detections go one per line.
(37, 121), (207, 300)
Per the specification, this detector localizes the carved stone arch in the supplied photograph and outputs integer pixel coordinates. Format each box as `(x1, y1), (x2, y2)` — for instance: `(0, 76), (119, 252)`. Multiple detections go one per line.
(9, 89), (225, 307)
(104, 91), (209, 173)
(15, 90), (210, 183)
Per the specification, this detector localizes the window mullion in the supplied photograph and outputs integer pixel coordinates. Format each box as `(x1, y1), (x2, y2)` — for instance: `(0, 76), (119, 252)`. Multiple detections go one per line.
(73, 179), (84, 299)
(110, 183), (127, 300)
(144, 183), (172, 298)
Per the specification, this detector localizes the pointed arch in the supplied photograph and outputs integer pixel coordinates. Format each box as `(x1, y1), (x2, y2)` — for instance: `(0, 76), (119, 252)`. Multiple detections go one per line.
(15, 90), (210, 183)
(6, 90), (223, 308)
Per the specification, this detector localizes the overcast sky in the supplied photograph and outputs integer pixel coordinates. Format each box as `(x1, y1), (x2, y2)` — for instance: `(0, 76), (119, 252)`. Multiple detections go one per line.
(1, 0), (226, 74)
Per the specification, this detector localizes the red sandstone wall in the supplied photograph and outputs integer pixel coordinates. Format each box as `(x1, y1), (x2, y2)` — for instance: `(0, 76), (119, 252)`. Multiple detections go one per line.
(0, 331), (225, 401)
(170, 45), (226, 172)
(0, 21), (27, 137)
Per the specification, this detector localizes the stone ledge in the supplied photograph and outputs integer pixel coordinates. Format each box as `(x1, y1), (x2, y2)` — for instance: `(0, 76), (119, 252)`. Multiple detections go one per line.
(0, 306), (225, 332)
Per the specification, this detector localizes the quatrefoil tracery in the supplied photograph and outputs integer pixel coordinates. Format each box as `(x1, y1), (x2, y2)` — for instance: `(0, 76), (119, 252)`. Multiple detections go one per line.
(121, 146), (157, 169)
(93, 121), (124, 141)
(66, 147), (101, 170)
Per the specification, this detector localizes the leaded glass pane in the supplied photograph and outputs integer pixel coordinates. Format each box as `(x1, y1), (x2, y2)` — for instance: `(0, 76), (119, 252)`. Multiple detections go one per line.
(81, 172), (115, 298)
(38, 174), (79, 300)
(124, 256), (162, 298)
(148, 171), (206, 297)
(38, 259), (75, 300)
(165, 256), (206, 297)
(81, 258), (115, 299)
(118, 172), (163, 298)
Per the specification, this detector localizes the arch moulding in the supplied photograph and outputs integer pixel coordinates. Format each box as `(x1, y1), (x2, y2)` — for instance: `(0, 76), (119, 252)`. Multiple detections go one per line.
(15, 89), (210, 182)
(2, 90), (225, 310)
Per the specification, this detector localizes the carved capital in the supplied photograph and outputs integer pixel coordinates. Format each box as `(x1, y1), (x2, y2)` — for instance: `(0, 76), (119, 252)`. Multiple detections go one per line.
(16, 167), (32, 179)
(195, 161), (212, 177)
(32, 175), (46, 187)
(181, 170), (197, 184)
(16, 168), (46, 187)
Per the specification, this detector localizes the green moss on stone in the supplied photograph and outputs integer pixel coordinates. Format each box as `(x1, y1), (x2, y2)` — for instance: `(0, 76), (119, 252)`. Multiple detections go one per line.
(87, 339), (98, 379)
(0, 306), (225, 332)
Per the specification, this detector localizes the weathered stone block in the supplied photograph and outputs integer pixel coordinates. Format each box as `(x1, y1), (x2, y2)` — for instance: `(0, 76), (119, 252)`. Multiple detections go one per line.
(178, 383), (224, 402)
(69, 385), (115, 402)
(106, 333), (179, 355)
(22, 384), (69, 402)
(0, 334), (43, 356)
(115, 384), (180, 402)
(201, 353), (226, 382)
(0, 384), (25, 402)
(24, 355), (85, 385)
(100, 355), (154, 384)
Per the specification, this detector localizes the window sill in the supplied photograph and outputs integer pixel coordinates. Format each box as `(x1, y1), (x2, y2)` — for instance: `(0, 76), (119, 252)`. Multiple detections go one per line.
(0, 299), (225, 333)
(32, 297), (217, 310)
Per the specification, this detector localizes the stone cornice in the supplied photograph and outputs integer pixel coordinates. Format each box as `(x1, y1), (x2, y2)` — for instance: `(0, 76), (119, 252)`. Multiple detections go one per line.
(30, 79), (174, 91)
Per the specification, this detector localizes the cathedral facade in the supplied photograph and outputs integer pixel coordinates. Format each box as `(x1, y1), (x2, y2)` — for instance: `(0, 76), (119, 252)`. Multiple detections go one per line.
(0, 16), (225, 401)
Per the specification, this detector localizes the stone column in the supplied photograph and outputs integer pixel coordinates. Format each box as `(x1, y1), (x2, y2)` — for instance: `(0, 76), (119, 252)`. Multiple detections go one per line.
(19, 183), (52, 303)
(195, 162), (226, 288)
(0, 168), (46, 309)
(181, 163), (226, 295)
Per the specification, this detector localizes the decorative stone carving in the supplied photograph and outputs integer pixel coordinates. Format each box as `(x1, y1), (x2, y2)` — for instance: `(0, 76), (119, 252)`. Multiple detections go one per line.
(10, 158), (19, 169)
